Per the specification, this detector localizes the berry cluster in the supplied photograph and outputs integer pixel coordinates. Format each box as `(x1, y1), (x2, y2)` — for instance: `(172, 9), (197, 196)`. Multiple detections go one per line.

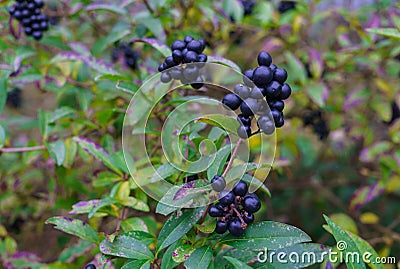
(278, 1), (297, 14)
(85, 264), (96, 269)
(222, 51), (292, 139)
(158, 36), (208, 89)
(111, 42), (139, 71)
(303, 110), (329, 140)
(208, 177), (261, 236)
(8, 0), (49, 40)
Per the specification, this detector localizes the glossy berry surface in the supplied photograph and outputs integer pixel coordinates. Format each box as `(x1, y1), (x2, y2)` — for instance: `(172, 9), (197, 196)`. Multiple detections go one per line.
(208, 205), (224, 217)
(253, 66), (273, 87)
(243, 193), (261, 213)
(232, 180), (248, 196)
(257, 51), (272, 66)
(215, 220), (228, 234)
(211, 175), (226, 192)
(222, 93), (242, 110)
(228, 218), (245, 236)
(237, 125), (251, 139)
(219, 190), (235, 206)
(85, 265), (96, 269)
(242, 213), (254, 224)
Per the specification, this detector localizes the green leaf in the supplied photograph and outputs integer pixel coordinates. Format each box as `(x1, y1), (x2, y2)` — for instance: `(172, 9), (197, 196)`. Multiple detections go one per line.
(0, 77), (6, 114)
(324, 215), (367, 269)
(85, 3), (127, 15)
(366, 28), (400, 39)
(219, 221), (311, 251)
(156, 208), (203, 252)
(58, 240), (94, 263)
(121, 217), (149, 233)
(138, 18), (166, 42)
(196, 114), (239, 136)
(49, 107), (76, 123)
(38, 109), (50, 140)
(208, 56), (242, 73)
(0, 125), (5, 149)
(207, 145), (232, 180)
(160, 242), (180, 269)
(184, 246), (213, 269)
(46, 140), (66, 166)
(306, 82), (328, 107)
(92, 29), (131, 56)
(100, 232), (154, 259)
(73, 136), (123, 176)
(45, 216), (101, 244)
(223, 256), (252, 269)
(223, 0), (244, 23)
(121, 260), (151, 269)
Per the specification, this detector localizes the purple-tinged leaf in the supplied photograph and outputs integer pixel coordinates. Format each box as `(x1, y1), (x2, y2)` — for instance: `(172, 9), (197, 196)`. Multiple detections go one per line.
(359, 141), (392, 163)
(73, 136), (123, 175)
(349, 182), (385, 211)
(306, 82), (329, 107)
(261, 38), (284, 53)
(343, 88), (370, 111)
(69, 42), (92, 58)
(130, 38), (170, 58)
(45, 216), (102, 244)
(9, 74), (42, 85)
(70, 200), (103, 215)
(308, 49), (324, 79)
(58, 240), (95, 263)
(10, 251), (41, 262)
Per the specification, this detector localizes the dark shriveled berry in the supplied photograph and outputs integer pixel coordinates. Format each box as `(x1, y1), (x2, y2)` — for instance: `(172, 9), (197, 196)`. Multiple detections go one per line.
(232, 180), (248, 196)
(243, 193), (261, 213)
(211, 175), (226, 192)
(222, 93), (242, 110)
(219, 190), (235, 206)
(215, 220), (228, 234)
(228, 218), (245, 236)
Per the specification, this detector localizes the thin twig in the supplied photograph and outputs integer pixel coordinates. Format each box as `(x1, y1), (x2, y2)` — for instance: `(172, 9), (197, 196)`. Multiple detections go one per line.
(222, 139), (242, 178)
(115, 207), (128, 234)
(0, 145), (46, 153)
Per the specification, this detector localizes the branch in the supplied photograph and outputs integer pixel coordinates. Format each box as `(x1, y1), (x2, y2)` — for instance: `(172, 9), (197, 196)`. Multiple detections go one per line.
(222, 139), (242, 178)
(0, 145), (46, 153)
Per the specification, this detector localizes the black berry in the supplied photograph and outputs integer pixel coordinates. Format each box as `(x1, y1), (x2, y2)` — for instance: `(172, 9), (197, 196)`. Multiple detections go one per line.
(242, 213), (254, 224)
(208, 205), (224, 217)
(240, 98), (258, 117)
(253, 66), (273, 87)
(215, 220), (228, 234)
(228, 218), (244, 236)
(222, 93), (242, 110)
(257, 51), (272, 66)
(237, 125), (251, 139)
(219, 190), (235, 206)
(278, 83), (292, 100)
(171, 40), (186, 51)
(211, 175), (226, 192)
(242, 193), (261, 213)
(232, 180), (248, 196)
(85, 265), (96, 269)
(273, 68), (288, 83)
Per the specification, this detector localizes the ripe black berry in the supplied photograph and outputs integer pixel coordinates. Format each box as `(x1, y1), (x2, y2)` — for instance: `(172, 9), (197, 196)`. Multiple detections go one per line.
(160, 72), (172, 83)
(242, 213), (254, 224)
(197, 53), (207, 62)
(85, 264), (96, 269)
(265, 81), (282, 99)
(253, 66), (273, 87)
(237, 125), (251, 139)
(6, 88), (22, 108)
(242, 193), (261, 213)
(183, 51), (198, 63)
(171, 40), (186, 51)
(278, 83), (292, 100)
(219, 190), (235, 206)
(269, 100), (284, 112)
(257, 51), (272, 66)
(232, 180), (248, 196)
(243, 69), (254, 86)
(269, 64), (277, 71)
(184, 35), (194, 43)
(187, 40), (203, 53)
(183, 65), (199, 81)
(208, 205), (224, 217)
(32, 31), (42, 40)
(172, 50), (183, 63)
(249, 86), (264, 99)
(258, 116), (275, 134)
(187, 174), (198, 182)
(237, 114), (251, 127)
(234, 83), (250, 99)
(228, 218), (244, 236)
(278, 1), (296, 14)
(222, 93), (242, 110)
(273, 68), (288, 83)
(240, 98), (258, 117)
(211, 175), (226, 192)
(215, 220), (228, 234)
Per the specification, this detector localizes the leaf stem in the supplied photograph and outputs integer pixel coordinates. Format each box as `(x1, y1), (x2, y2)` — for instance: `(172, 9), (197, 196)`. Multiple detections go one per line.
(222, 139), (242, 178)
(0, 145), (46, 153)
